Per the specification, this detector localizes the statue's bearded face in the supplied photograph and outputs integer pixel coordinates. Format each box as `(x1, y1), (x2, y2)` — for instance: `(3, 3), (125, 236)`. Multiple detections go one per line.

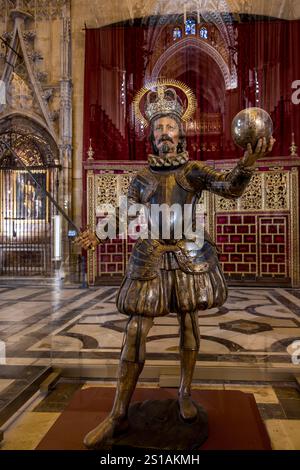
(152, 116), (180, 156)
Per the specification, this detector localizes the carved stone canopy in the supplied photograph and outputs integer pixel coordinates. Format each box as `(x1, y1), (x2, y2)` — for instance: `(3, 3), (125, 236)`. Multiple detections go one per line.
(0, 114), (59, 169)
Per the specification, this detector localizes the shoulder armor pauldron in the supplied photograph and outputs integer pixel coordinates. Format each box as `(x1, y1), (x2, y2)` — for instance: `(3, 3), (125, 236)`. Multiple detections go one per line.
(134, 167), (158, 203)
(175, 162), (197, 192)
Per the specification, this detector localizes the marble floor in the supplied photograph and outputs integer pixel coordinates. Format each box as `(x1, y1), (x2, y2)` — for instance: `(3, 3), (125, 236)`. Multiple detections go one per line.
(0, 284), (300, 365)
(0, 284), (300, 415)
(0, 285), (300, 449)
(0, 379), (300, 450)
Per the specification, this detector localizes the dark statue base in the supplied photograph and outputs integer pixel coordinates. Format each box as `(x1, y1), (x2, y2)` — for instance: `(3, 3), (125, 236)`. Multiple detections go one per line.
(112, 399), (208, 450)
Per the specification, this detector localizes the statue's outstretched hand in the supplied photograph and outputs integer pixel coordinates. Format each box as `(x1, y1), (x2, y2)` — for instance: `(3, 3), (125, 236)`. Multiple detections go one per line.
(241, 136), (276, 167)
(74, 229), (100, 250)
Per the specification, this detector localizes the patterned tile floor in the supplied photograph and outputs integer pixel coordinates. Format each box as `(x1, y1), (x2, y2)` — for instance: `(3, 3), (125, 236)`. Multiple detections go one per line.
(0, 380), (300, 450)
(0, 284), (300, 422)
(1, 284), (300, 365)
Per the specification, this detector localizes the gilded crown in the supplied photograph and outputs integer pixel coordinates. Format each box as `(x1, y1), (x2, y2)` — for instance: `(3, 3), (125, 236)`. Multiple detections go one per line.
(145, 86), (183, 122)
(133, 79), (197, 128)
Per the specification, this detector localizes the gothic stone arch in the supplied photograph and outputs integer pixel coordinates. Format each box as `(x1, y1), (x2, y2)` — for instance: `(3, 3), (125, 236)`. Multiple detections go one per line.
(150, 37), (236, 90)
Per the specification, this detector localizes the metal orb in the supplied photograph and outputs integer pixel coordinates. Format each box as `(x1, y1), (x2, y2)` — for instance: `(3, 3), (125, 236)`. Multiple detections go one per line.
(231, 107), (273, 150)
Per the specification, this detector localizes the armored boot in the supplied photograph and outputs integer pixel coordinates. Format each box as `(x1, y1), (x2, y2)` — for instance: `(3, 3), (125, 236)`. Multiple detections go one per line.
(178, 349), (198, 421)
(84, 359), (144, 449)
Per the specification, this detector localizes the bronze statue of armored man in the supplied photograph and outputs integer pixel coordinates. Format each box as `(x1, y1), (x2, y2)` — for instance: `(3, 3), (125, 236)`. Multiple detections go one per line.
(76, 80), (274, 449)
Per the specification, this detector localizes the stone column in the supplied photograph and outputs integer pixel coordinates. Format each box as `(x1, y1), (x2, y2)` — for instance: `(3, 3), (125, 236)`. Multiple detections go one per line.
(59, 1), (73, 280)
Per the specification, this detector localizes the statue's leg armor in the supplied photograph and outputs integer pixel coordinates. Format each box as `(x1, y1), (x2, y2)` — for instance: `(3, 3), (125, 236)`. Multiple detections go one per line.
(84, 315), (153, 449)
(177, 311), (200, 421)
(110, 315), (153, 418)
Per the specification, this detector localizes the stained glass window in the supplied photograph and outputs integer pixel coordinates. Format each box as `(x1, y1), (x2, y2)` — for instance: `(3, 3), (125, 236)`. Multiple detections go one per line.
(173, 27), (182, 40)
(185, 18), (196, 35)
(200, 27), (208, 39)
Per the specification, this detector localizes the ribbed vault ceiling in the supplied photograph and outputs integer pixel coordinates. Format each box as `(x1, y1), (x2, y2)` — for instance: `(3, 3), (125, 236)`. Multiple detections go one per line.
(77, 0), (300, 28)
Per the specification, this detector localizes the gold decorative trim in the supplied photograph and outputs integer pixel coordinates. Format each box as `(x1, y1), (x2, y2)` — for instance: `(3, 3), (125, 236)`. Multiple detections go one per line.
(215, 170), (290, 213)
(84, 164), (145, 172)
(213, 158), (300, 170)
(240, 173), (262, 211)
(86, 162), (299, 287)
(87, 170), (96, 285)
(84, 157), (300, 173)
(206, 190), (215, 242)
(265, 172), (288, 211)
(290, 168), (300, 287)
(133, 79), (197, 127)
(95, 174), (119, 210)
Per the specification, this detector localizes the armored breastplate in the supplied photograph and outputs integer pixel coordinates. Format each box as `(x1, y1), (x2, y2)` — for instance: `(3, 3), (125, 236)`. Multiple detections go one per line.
(124, 156), (254, 280)
(145, 167), (199, 243)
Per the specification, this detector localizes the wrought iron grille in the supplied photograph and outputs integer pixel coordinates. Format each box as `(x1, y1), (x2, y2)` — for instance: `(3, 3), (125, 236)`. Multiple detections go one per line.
(0, 131), (59, 277)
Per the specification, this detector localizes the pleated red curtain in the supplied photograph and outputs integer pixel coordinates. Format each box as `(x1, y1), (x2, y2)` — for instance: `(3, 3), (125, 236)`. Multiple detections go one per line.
(83, 19), (300, 162)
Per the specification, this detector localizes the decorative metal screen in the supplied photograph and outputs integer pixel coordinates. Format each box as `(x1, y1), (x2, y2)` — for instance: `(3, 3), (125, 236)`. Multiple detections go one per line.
(0, 168), (58, 276)
(0, 129), (59, 277)
(85, 160), (300, 288)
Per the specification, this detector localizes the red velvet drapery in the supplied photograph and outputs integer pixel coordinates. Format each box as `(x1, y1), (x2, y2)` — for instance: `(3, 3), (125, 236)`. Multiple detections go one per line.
(83, 18), (300, 162)
(237, 20), (300, 157)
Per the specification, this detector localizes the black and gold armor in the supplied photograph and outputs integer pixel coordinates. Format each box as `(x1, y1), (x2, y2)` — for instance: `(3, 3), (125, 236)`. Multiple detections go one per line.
(114, 153), (255, 317)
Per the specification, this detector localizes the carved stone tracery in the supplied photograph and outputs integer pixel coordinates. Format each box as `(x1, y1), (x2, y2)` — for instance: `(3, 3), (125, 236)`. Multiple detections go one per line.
(0, 0), (68, 21)
(0, 115), (59, 168)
